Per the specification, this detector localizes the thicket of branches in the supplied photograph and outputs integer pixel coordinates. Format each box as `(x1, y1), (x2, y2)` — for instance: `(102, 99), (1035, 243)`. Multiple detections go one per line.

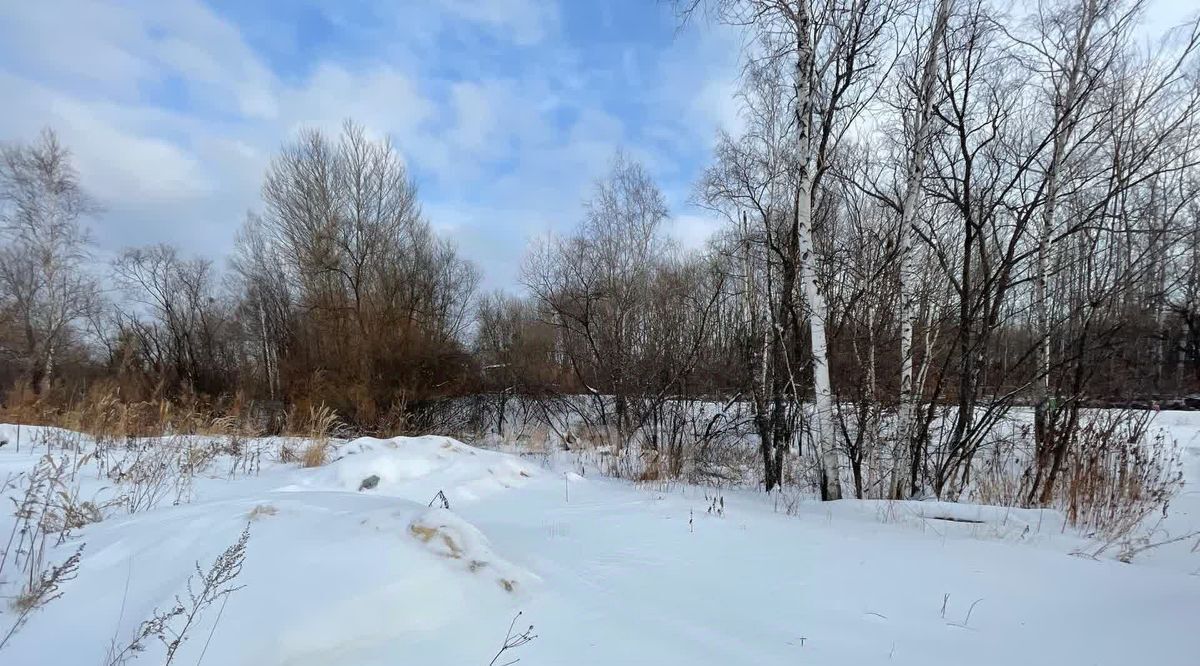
(2, 0), (1199, 509)
(1, 122), (479, 429)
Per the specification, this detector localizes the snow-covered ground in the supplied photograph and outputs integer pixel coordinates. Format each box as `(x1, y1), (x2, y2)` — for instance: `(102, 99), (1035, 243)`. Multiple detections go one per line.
(1, 416), (1198, 665)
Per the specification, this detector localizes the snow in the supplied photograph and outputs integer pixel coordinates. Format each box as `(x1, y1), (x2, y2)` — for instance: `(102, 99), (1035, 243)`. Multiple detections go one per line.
(1, 419), (1198, 665)
(304, 435), (541, 503)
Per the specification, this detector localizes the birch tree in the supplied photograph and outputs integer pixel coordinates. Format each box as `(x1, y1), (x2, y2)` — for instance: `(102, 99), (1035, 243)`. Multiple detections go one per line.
(0, 129), (97, 395)
(1025, 0), (1133, 481)
(1022, 13), (1200, 503)
(700, 58), (803, 491)
(684, 0), (900, 498)
(894, 0), (955, 498)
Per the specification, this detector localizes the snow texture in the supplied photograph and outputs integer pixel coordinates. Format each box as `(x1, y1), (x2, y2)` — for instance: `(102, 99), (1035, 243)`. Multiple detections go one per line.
(0, 422), (1197, 665)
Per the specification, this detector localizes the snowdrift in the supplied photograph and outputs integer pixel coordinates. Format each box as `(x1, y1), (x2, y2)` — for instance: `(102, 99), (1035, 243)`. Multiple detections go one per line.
(0, 423), (1196, 665)
(0, 431), (537, 665)
(305, 435), (540, 503)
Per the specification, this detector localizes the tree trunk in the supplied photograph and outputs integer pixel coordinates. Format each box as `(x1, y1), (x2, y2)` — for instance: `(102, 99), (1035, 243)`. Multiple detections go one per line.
(895, 0), (954, 499)
(37, 342), (55, 396)
(789, 0), (841, 500)
(797, 182), (841, 500)
(1032, 0), (1098, 499)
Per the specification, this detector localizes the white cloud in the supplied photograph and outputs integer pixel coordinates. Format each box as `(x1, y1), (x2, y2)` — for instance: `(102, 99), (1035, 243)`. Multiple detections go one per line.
(435, 0), (560, 46)
(650, 20), (745, 147)
(668, 213), (724, 253)
(0, 72), (208, 203)
(0, 0), (748, 291)
(0, 2), (150, 94)
(281, 63), (434, 140)
(0, 0), (278, 116)
(0, 0), (277, 254)
(63, 111), (208, 205)
(448, 81), (504, 153)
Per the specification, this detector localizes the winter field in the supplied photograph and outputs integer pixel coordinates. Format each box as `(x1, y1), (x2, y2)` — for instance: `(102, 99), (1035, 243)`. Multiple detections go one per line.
(0, 413), (1197, 666)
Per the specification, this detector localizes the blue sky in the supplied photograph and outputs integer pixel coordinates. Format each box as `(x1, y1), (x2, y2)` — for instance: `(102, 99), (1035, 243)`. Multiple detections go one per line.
(0, 0), (743, 291)
(6, 1), (1189, 292)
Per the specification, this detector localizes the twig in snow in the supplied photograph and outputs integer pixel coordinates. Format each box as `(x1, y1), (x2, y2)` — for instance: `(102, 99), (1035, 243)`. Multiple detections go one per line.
(488, 612), (536, 666)
(945, 597), (985, 629)
(1117, 529), (1200, 563)
(105, 557), (135, 662)
(962, 598), (984, 626)
(0, 544), (83, 651)
(105, 525), (249, 666)
(195, 590), (232, 666)
(428, 490), (450, 509)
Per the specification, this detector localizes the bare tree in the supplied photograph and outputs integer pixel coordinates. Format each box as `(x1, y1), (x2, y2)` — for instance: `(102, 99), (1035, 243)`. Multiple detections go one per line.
(893, 0), (955, 497)
(234, 119), (480, 422)
(684, 0), (903, 498)
(524, 151), (724, 462)
(0, 129), (98, 395)
(110, 244), (233, 395)
(523, 152), (673, 441)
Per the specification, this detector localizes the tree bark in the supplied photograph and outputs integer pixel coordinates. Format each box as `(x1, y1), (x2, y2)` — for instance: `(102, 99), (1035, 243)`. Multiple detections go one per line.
(895, 0), (954, 499)
(1032, 0), (1099, 502)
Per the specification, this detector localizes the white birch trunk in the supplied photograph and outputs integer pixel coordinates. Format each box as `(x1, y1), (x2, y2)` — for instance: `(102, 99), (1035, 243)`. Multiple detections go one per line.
(790, 0), (841, 500)
(796, 181), (841, 499)
(39, 342), (55, 396)
(1034, 0), (1098, 438)
(895, 0), (954, 498)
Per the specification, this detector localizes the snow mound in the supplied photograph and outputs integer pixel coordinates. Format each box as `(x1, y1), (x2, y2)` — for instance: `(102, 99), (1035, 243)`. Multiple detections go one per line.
(408, 507), (538, 593)
(310, 435), (540, 503)
(0, 490), (535, 665)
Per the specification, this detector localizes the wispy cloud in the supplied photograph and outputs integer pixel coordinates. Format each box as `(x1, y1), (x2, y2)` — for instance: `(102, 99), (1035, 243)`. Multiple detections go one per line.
(0, 0), (741, 289)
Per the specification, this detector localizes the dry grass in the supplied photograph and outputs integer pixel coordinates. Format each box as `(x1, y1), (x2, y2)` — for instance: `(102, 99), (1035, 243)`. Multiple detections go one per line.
(1060, 412), (1182, 539)
(246, 504), (278, 521)
(284, 403), (341, 467)
(278, 443), (298, 464)
(0, 386), (346, 479)
(0, 382), (273, 442)
(508, 425), (552, 452)
(970, 410), (1183, 546)
(299, 441), (329, 468)
(285, 402), (342, 440)
(635, 456), (663, 482)
(409, 523), (465, 559)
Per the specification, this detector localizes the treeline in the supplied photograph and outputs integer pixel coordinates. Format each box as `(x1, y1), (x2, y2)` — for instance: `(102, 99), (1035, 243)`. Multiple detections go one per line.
(0, 123), (479, 424)
(2, 0), (1199, 504)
